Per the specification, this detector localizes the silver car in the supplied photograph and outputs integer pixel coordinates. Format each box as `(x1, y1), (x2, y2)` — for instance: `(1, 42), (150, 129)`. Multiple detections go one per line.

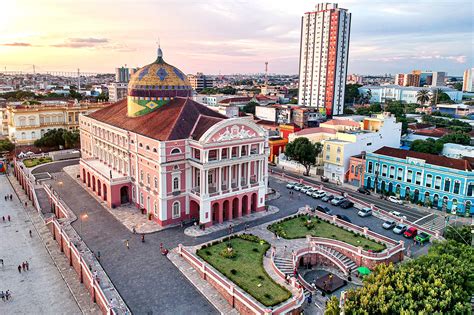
(393, 223), (408, 234)
(312, 190), (326, 199)
(357, 207), (372, 217)
(300, 185), (312, 194)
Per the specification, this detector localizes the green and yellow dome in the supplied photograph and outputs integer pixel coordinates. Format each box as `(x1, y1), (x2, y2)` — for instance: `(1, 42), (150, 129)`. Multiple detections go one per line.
(127, 47), (192, 117)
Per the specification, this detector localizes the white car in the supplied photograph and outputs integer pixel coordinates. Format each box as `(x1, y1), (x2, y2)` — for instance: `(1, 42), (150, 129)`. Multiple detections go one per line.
(312, 190), (326, 199)
(286, 182), (297, 189)
(393, 223), (408, 234)
(300, 186), (312, 194)
(306, 188), (317, 196)
(388, 196), (403, 205)
(331, 196), (346, 206)
(294, 184), (304, 191)
(357, 207), (373, 217)
(390, 211), (407, 220)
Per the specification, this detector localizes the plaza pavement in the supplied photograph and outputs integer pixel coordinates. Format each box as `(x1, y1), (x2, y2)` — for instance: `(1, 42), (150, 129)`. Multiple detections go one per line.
(0, 175), (81, 315)
(30, 160), (429, 313)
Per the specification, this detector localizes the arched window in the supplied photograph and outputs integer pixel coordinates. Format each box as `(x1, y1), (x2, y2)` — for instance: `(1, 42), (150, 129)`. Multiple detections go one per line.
(351, 165), (354, 173)
(425, 174), (433, 188)
(171, 148), (181, 154)
(444, 178), (451, 192)
(367, 162), (373, 173)
(153, 148), (157, 153)
(154, 177), (158, 189)
(434, 176), (442, 190)
(139, 143), (143, 148)
(173, 177), (180, 191)
(381, 165), (388, 177)
(147, 174), (150, 185)
(453, 180), (460, 194)
(146, 145), (150, 151)
(154, 202), (158, 215)
(468, 183), (474, 196)
(397, 167), (403, 180)
(389, 166), (395, 179)
(172, 201), (181, 218)
(140, 170), (144, 181)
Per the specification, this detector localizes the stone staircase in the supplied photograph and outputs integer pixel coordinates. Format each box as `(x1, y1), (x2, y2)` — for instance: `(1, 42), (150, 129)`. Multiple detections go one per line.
(273, 256), (294, 276)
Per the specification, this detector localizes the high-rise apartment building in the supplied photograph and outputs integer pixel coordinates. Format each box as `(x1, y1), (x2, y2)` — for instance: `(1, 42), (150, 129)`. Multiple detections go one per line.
(187, 73), (215, 92)
(398, 70), (446, 87)
(109, 67), (138, 102)
(298, 3), (351, 117)
(463, 68), (474, 92)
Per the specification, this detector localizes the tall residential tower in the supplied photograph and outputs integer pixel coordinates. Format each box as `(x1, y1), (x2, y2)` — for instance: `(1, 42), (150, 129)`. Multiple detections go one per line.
(298, 3), (351, 117)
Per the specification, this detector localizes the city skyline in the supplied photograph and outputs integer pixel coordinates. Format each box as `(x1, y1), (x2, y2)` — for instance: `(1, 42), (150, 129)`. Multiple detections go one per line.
(1, 0), (472, 75)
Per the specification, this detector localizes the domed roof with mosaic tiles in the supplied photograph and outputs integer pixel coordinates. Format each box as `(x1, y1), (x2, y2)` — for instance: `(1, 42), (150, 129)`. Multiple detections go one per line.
(126, 47), (193, 117)
(128, 47), (191, 92)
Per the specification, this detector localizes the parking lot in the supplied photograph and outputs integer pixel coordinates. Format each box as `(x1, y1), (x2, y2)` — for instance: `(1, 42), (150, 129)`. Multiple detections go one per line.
(270, 177), (431, 258)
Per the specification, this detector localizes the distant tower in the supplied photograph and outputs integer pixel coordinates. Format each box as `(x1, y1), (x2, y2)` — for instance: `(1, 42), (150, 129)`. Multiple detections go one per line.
(264, 61), (269, 86)
(298, 3), (351, 116)
(77, 68), (81, 90)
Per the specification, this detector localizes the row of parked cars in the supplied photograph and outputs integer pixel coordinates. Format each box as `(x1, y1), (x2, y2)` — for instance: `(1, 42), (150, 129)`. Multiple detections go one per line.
(286, 182), (355, 208)
(381, 219), (431, 244)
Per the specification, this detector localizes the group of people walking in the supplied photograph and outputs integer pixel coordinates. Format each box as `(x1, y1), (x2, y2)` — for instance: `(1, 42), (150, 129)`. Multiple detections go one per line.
(17, 261), (30, 273)
(4, 194), (13, 201)
(0, 290), (11, 302)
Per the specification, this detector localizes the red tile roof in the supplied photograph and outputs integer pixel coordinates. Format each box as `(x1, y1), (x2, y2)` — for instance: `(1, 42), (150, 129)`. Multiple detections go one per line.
(294, 127), (337, 136)
(322, 119), (360, 127)
(219, 97), (252, 104)
(87, 97), (227, 141)
(413, 128), (452, 138)
(373, 146), (472, 171)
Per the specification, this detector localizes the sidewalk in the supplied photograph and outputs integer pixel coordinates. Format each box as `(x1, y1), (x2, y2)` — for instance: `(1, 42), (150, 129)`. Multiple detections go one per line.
(1, 174), (94, 314)
(63, 165), (162, 234)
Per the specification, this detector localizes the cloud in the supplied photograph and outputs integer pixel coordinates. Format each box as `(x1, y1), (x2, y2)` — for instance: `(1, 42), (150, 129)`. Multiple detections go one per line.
(1, 42), (32, 47)
(51, 37), (108, 48)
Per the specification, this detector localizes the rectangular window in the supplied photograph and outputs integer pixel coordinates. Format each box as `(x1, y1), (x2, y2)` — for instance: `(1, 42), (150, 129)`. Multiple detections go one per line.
(415, 172), (421, 185)
(367, 162), (373, 173)
(453, 181), (460, 194)
(389, 166), (395, 179)
(382, 165), (388, 177)
(221, 148), (228, 159)
(407, 170), (413, 183)
(434, 177), (441, 190)
(397, 168), (403, 180)
(425, 174), (432, 188)
(444, 179), (451, 192)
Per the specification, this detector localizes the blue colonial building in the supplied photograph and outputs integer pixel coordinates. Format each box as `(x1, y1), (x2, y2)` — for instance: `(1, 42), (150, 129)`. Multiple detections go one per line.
(363, 147), (474, 216)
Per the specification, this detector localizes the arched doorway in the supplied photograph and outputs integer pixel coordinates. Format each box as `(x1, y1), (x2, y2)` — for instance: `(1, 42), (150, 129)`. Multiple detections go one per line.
(381, 181), (386, 193)
(92, 175), (96, 192)
(97, 179), (102, 196)
(232, 198), (239, 219)
(120, 186), (129, 204)
(190, 200), (200, 222)
(395, 184), (401, 196)
(103, 183), (107, 201)
(366, 177), (372, 190)
(242, 195), (249, 216)
(414, 189), (420, 203)
(465, 201), (471, 215)
(251, 193), (258, 212)
(211, 202), (219, 223)
(388, 182), (393, 194)
(82, 169), (86, 183)
(405, 187), (411, 200)
(433, 194), (439, 209)
(223, 200), (229, 221)
(451, 199), (458, 214)
(87, 172), (91, 187)
(424, 192), (430, 206)
(442, 196), (448, 211)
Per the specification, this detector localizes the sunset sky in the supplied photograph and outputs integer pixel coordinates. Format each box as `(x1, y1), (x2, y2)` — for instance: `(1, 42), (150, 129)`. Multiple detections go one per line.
(1, 0), (472, 75)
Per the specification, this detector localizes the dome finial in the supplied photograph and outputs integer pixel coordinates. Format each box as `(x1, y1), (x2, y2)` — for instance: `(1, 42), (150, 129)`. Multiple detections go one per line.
(156, 38), (163, 60)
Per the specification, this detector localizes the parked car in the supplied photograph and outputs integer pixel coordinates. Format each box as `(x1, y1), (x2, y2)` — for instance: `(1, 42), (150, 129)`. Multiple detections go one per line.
(340, 200), (354, 209)
(336, 214), (352, 223)
(382, 220), (396, 229)
(358, 207), (373, 217)
(404, 227), (418, 238)
(321, 194), (334, 202)
(331, 196), (346, 206)
(414, 232), (431, 244)
(393, 223), (408, 234)
(388, 196), (403, 205)
(294, 184), (304, 191)
(320, 175), (329, 182)
(312, 190), (326, 199)
(286, 182), (298, 189)
(316, 205), (332, 215)
(306, 188), (317, 196)
(300, 185), (312, 193)
(357, 187), (371, 195)
(390, 211), (407, 220)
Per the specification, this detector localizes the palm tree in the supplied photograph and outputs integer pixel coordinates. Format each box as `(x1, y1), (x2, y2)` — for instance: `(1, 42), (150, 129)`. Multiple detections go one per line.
(430, 88), (443, 106)
(416, 89), (430, 105)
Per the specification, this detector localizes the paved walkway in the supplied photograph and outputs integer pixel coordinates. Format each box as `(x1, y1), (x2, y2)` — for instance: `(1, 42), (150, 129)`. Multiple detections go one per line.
(0, 175), (83, 315)
(184, 206), (279, 237)
(63, 165), (161, 234)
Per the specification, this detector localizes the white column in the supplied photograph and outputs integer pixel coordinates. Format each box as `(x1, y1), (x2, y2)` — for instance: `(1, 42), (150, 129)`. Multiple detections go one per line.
(247, 162), (251, 185)
(204, 170), (208, 195)
(218, 167), (222, 193)
(200, 169), (205, 195)
(238, 163), (242, 188)
(228, 165), (231, 190)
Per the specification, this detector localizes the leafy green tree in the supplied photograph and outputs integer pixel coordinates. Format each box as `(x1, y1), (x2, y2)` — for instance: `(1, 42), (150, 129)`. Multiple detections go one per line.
(453, 82), (463, 91)
(410, 138), (444, 154)
(344, 83), (361, 104)
(34, 129), (80, 149)
(97, 92), (109, 101)
(0, 139), (14, 152)
(242, 101), (258, 115)
(343, 107), (355, 115)
(324, 296), (340, 315)
(416, 89), (430, 105)
(330, 240), (474, 314)
(444, 225), (473, 245)
(439, 132), (471, 145)
(284, 138), (322, 176)
(69, 89), (82, 100)
(288, 98), (298, 104)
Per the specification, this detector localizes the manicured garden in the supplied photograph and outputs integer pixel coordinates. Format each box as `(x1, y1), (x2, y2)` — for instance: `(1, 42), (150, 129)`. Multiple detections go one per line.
(23, 157), (52, 168)
(197, 234), (291, 307)
(268, 214), (386, 252)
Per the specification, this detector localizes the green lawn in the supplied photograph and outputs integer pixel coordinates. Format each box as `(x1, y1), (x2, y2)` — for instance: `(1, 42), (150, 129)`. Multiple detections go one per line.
(268, 215), (386, 252)
(23, 157), (52, 168)
(197, 236), (291, 307)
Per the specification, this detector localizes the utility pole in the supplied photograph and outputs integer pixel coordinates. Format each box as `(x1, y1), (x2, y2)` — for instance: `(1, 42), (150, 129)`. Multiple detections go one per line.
(77, 68), (81, 90)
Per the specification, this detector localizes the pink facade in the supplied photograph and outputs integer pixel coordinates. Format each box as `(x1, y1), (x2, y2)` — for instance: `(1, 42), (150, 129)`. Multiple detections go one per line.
(79, 117), (269, 227)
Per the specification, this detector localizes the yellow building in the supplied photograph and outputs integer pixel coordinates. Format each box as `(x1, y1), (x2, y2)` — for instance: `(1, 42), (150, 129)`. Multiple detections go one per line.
(4, 100), (112, 145)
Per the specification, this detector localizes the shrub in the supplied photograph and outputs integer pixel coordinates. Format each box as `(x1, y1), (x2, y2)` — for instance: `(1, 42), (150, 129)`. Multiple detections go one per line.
(252, 248), (259, 253)
(205, 250), (212, 256)
(220, 248), (236, 259)
(257, 275), (265, 280)
(230, 269), (237, 275)
(264, 293), (272, 300)
(239, 234), (261, 243)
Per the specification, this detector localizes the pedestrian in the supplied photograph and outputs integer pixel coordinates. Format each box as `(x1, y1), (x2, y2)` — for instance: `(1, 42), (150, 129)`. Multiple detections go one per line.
(141, 234), (145, 243)
(24, 201), (27, 207)
(18, 265), (21, 273)
(132, 226), (136, 234)
(5, 290), (10, 301)
(7, 215), (10, 222)
(25, 261), (29, 271)
(10, 194), (12, 201)
(1, 290), (4, 302)
(97, 251), (101, 261)
(0, 258), (3, 267)
(125, 239), (129, 249)
(22, 262), (26, 271)
(2, 216), (4, 222)
(29, 230), (32, 238)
